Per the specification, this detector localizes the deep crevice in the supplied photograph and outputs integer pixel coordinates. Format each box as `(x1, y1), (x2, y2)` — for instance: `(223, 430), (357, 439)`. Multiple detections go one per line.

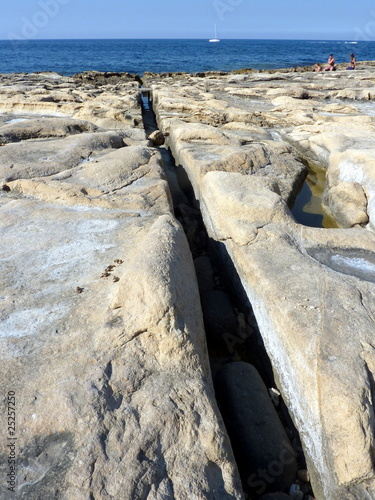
(141, 93), (313, 499)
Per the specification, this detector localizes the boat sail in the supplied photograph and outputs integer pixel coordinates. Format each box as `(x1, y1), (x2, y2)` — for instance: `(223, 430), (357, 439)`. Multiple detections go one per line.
(209, 25), (220, 42)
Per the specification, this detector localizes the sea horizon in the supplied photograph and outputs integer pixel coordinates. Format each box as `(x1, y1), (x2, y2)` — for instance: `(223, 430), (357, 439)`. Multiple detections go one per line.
(0, 37), (364, 41)
(0, 38), (372, 76)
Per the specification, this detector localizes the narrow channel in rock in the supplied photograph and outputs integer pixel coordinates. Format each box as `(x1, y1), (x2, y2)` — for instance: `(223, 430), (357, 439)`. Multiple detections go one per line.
(141, 93), (314, 500)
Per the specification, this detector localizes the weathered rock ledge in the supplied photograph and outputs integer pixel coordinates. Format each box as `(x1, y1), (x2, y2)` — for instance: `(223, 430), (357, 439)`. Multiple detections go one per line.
(2, 66), (375, 500)
(148, 68), (375, 499)
(0, 73), (243, 499)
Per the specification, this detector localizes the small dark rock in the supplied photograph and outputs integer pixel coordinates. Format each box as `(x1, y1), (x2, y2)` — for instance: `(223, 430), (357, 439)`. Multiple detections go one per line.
(297, 469), (310, 483)
(148, 129), (164, 146)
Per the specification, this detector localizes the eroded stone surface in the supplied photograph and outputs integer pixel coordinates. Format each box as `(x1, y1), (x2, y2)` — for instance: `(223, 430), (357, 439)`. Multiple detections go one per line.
(149, 67), (375, 500)
(148, 66), (375, 230)
(4, 64), (375, 500)
(0, 73), (244, 500)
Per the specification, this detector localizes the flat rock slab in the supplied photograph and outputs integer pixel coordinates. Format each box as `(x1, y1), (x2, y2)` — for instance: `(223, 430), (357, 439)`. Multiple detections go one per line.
(0, 74), (244, 500)
(0, 72), (143, 129)
(0, 117), (98, 143)
(0, 131), (125, 181)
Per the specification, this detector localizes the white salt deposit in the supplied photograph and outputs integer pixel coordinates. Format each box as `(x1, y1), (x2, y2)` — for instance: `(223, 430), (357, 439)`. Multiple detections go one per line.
(332, 254), (375, 276)
(4, 118), (28, 124)
(339, 159), (366, 184)
(0, 307), (64, 338)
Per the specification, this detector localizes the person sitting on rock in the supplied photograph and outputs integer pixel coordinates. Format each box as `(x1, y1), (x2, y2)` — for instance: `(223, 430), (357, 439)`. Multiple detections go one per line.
(324, 54), (336, 71)
(314, 63), (322, 72)
(347, 53), (356, 70)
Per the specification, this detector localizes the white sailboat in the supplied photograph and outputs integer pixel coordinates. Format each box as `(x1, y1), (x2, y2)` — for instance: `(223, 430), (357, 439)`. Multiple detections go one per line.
(209, 25), (220, 42)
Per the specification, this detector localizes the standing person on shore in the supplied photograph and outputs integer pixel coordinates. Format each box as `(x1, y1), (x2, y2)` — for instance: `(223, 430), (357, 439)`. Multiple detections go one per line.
(324, 54), (336, 71)
(347, 53), (356, 70)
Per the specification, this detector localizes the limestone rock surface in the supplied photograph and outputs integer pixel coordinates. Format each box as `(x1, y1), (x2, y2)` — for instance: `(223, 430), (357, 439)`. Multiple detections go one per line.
(0, 72), (143, 129)
(4, 63), (375, 500)
(323, 181), (369, 227)
(0, 117), (98, 144)
(149, 68), (375, 500)
(0, 73), (244, 500)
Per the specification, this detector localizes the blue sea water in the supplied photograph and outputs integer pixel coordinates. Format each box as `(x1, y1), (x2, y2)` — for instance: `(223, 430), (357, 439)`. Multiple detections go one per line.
(0, 39), (374, 76)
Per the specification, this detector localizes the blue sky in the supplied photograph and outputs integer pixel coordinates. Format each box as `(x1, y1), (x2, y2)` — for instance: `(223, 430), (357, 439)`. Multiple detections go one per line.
(1, 0), (375, 40)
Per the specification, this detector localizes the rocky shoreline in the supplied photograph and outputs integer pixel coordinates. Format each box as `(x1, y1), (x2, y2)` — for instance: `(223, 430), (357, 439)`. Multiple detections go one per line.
(1, 65), (375, 499)
(10, 58), (375, 83)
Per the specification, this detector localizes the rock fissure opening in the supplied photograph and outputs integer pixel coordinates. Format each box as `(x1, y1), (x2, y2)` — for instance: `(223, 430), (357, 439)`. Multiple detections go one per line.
(141, 94), (314, 500)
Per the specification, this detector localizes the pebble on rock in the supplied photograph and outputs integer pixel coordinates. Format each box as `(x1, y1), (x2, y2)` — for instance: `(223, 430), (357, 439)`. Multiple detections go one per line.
(297, 469), (310, 483)
(148, 129), (165, 146)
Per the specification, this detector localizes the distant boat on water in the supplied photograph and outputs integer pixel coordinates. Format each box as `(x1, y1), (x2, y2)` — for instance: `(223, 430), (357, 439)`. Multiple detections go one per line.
(209, 25), (220, 43)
